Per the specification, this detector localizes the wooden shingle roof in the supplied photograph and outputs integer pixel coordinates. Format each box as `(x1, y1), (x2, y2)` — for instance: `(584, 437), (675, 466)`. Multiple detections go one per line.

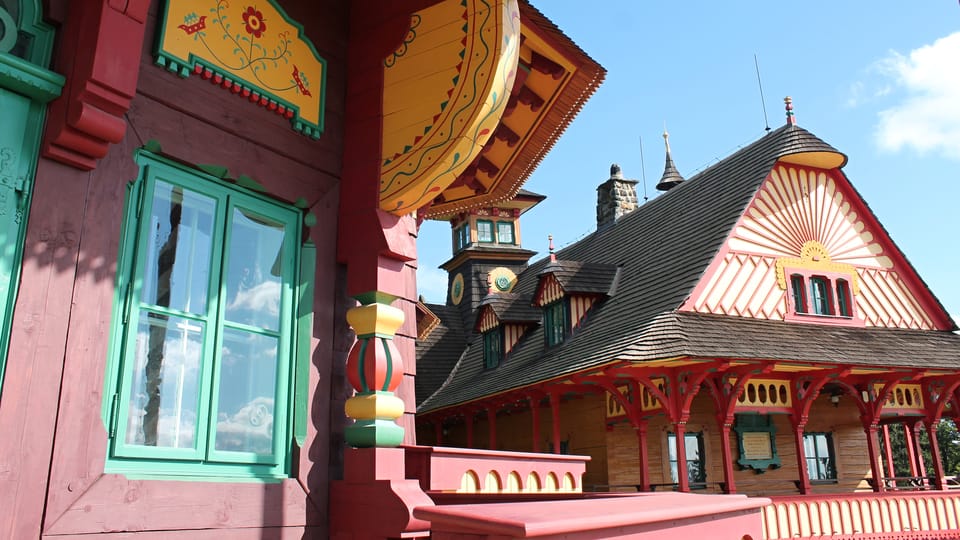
(416, 125), (960, 412)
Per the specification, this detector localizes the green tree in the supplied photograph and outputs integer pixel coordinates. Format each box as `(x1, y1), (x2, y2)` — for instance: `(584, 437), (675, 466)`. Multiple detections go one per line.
(880, 420), (960, 481)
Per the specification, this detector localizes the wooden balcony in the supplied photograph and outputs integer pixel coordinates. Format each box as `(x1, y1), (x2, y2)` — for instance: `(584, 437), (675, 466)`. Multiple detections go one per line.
(763, 491), (960, 539)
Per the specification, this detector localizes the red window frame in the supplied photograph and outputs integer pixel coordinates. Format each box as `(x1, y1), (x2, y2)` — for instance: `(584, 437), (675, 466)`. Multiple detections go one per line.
(785, 269), (862, 327)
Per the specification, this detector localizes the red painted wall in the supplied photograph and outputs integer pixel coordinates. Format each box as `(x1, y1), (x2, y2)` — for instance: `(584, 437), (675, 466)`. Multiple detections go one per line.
(0, 1), (351, 537)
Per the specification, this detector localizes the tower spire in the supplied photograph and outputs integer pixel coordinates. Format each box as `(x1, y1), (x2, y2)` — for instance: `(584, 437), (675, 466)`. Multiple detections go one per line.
(655, 130), (685, 192)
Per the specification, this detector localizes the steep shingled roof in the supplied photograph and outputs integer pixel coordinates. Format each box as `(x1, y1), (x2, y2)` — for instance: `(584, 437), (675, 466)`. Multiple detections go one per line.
(538, 260), (619, 296)
(415, 303), (469, 406)
(416, 125), (960, 413)
(478, 293), (541, 326)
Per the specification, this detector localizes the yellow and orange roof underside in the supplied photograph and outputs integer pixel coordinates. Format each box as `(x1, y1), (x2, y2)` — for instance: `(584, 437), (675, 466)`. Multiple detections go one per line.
(423, 1), (605, 220)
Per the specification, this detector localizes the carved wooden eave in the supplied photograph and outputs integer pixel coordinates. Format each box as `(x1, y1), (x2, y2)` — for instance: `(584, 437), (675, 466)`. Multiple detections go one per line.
(421, 1), (605, 219)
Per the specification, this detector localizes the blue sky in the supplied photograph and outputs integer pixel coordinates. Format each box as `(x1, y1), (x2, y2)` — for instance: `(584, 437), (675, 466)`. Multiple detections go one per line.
(417, 2), (960, 322)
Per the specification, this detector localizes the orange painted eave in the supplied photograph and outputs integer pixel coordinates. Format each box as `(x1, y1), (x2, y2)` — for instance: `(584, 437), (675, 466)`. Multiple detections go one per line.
(423, 1), (605, 219)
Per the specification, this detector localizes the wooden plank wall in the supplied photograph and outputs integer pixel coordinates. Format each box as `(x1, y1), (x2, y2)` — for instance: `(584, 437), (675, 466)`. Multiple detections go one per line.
(0, 1), (349, 538)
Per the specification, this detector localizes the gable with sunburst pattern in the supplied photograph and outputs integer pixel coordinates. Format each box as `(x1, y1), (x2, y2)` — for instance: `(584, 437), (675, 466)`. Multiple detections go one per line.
(686, 163), (940, 329)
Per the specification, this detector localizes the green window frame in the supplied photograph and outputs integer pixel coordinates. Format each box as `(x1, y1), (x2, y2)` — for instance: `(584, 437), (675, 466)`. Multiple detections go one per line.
(836, 279), (852, 317)
(454, 223), (470, 252)
(544, 300), (567, 346)
(790, 274), (807, 314)
(668, 432), (706, 485)
(496, 221), (514, 245)
(103, 151), (309, 480)
(803, 432), (837, 481)
(809, 276), (832, 315)
(483, 328), (502, 370)
(476, 219), (494, 243)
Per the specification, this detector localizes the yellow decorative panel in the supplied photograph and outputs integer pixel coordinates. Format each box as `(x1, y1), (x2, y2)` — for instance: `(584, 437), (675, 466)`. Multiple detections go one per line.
(157, 0), (326, 138)
(874, 383), (925, 411)
(735, 379), (792, 409)
(380, 0), (521, 214)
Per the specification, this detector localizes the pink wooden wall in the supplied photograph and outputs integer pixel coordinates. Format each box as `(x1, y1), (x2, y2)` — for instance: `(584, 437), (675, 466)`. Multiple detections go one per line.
(0, 1), (350, 537)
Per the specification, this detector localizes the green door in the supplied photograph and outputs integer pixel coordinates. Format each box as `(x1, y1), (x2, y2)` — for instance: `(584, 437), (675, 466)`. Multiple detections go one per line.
(0, 87), (34, 388)
(0, 0), (63, 394)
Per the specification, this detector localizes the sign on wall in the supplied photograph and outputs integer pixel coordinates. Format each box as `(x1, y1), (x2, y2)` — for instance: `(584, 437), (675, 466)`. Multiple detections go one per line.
(156, 0), (326, 139)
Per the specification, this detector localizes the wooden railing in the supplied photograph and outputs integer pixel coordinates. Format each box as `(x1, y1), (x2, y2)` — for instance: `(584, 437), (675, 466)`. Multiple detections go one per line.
(763, 491), (960, 539)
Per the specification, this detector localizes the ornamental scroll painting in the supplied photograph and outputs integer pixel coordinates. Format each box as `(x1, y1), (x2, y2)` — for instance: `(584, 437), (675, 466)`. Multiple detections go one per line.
(156, 0), (326, 138)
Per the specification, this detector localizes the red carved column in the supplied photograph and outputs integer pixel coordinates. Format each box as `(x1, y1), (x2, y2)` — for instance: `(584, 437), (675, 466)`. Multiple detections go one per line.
(904, 421), (919, 476)
(882, 425), (896, 479)
(791, 419), (811, 495)
(718, 420), (737, 494)
(673, 422), (689, 492)
(550, 391), (562, 454)
(864, 423), (885, 492)
(925, 420), (945, 490)
(530, 396), (541, 453)
(636, 422), (650, 492)
(487, 405), (498, 450)
(466, 412), (475, 448)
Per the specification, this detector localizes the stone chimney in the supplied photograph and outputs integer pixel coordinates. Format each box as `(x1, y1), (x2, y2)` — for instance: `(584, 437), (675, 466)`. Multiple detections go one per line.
(596, 163), (638, 230)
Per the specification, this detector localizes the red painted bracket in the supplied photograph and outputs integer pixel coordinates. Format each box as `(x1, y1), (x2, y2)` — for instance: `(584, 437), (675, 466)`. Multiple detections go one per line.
(42, 0), (150, 170)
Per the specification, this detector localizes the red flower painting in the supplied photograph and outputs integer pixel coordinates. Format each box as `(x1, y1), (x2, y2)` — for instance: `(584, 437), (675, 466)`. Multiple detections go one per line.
(242, 6), (266, 39)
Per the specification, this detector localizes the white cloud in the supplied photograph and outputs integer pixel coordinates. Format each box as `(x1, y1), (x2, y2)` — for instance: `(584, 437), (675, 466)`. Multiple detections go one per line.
(417, 266), (449, 304)
(875, 32), (960, 160)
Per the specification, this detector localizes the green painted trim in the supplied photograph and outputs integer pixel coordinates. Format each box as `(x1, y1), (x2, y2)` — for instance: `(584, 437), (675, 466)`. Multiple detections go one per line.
(345, 419), (404, 448)
(357, 337), (370, 393)
(0, 54), (63, 102)
(6, 0), (57, 66)
(734, 413), (782, 473)
(293, 241), (315, 446)
(353, 291), (398, 306)
(380, 337), (392, 392)
(154, 0), (327, 138)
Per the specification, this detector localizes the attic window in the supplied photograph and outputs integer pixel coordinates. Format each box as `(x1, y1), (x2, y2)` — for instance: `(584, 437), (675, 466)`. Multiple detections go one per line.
(483, 328), (502, 369)
(544, 300), (568, 346)
(786, 271), (860, 324)
(454, 223), (471, 251)
(497, 221), (515, 244)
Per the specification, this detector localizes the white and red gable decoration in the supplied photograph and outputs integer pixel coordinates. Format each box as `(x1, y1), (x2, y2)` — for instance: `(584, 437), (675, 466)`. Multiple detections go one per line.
(684, 163), (951, 330)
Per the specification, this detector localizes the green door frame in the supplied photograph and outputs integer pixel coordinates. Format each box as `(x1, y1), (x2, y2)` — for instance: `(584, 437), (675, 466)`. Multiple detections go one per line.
(0, 0), (64, 396)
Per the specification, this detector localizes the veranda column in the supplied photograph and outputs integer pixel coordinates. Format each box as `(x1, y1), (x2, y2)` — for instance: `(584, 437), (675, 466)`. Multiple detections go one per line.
(882, 425), (896, 479)
(718, 420), (737, 494)
(466, 412), (475, 448)
(864, 424), (885, 492)
(530, 396), (542, 453)
(904, 421), (920, 476)
(925, 420), (946, 490)
(791, 420), (811, 495)
(550, 392), (562, 454)
(636, 422), (650, 492)
(673, 422), (689, 492)
(487, 405), (498, 450)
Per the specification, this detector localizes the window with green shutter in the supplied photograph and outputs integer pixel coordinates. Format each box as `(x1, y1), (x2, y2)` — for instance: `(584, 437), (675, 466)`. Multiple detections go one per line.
(103, 151), (309, 480)
(483, 328), (502, 369)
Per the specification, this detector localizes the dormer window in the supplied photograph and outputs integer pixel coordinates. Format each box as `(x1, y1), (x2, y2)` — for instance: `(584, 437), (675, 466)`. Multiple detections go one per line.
(477, 220), (494, 243)
(809, 276), (831, 315)
(836, 279), (852, 317)
(483, 328), (503, 369)
(544, 300), (568, 346)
